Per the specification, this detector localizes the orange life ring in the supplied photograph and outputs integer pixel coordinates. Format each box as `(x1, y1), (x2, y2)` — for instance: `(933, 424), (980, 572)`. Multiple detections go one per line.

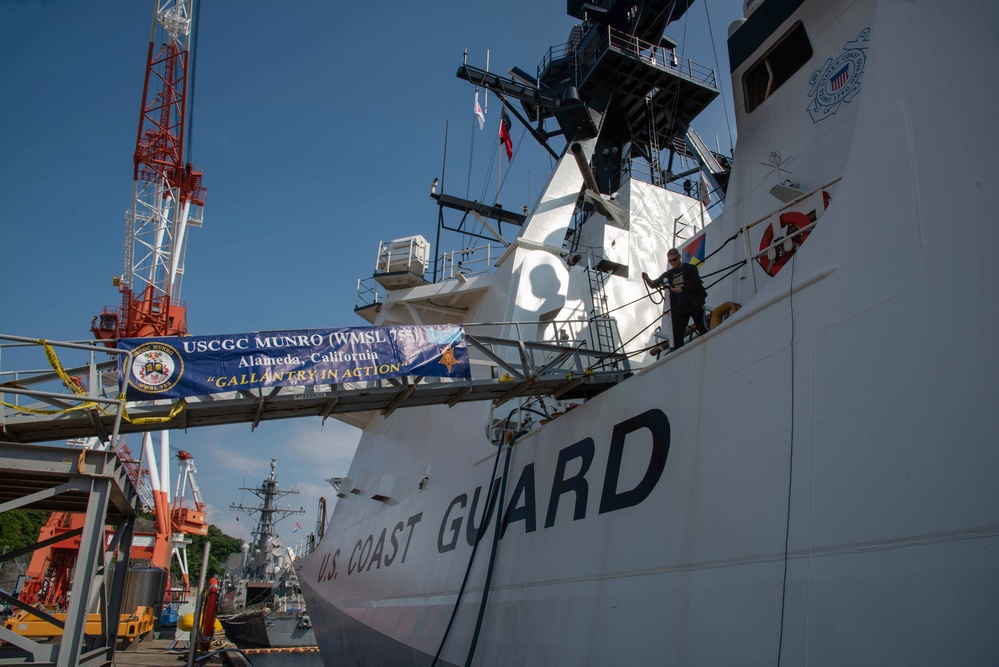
(709, 302), (741, 329)
(197, 577), (220, 652)
(757, 211), (812, 276)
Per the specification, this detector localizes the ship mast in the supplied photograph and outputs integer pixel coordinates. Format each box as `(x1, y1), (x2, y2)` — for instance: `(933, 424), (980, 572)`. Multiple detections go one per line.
(231, 460), (306, 558)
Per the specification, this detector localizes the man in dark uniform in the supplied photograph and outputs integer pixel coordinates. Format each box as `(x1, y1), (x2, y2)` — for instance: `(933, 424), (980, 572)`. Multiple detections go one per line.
(643, 248), (708, 350)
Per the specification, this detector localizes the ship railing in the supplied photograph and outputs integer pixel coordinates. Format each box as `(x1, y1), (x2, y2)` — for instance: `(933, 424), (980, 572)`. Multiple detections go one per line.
(606, 27), (716, 86)
(334, 318), (632, 387)
(539, 24), (716, 91)
(740, 176), (843, 295)
(299, 318), (631, 393)
(439, 243), (497, 282)
(462, 318), (633, 379)
(0, 334), (132, 450)
(626, 160), (711, 199)
(357, 243), (502, 309)
(355, 277), (383, 311)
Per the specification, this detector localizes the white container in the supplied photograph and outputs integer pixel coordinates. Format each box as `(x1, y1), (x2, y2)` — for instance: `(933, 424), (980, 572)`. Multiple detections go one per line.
(376, 236), (430, 276)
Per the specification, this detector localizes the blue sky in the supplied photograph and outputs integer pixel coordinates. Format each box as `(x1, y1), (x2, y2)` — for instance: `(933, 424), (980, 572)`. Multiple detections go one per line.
(0, 0), (742, 546)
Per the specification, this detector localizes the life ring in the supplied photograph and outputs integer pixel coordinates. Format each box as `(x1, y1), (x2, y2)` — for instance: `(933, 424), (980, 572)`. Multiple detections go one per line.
(197, 577), (220, 652)
(709, 302), (741, 329)
(757, 211), (812, 276)
(317, 497), (327, 540)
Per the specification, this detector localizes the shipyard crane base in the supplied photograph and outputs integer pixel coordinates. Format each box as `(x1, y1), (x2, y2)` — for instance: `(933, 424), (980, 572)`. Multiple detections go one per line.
(0, 444), (140, 667)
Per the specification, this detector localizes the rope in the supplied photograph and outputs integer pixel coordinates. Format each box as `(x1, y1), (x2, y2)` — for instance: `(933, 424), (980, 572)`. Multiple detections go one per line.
(597, 228), (743, 321)
(586, 250), (750, 371)
(430, 410), (514, 667)
(463, 426), (520, 666)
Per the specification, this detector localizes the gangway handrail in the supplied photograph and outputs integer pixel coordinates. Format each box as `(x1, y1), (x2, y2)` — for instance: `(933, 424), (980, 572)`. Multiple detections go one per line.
(2, 360), (118, 388)
(0, 334), (132, 449)
(1, 326), (631, 444)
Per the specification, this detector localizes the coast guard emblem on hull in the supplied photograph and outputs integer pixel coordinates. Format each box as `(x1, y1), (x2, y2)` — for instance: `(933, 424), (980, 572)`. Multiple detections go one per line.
(807, 28), (870, 123)
(129, 342), (184, 394)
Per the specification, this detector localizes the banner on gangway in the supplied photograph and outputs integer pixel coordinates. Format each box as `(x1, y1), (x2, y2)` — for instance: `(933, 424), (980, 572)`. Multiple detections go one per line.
(118, 324), (470, 401)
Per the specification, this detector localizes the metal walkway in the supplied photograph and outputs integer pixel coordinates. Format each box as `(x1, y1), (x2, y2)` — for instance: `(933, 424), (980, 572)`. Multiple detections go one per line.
(1, 330), (632, 446)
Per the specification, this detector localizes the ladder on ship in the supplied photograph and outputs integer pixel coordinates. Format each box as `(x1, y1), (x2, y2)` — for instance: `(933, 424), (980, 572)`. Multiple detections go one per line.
(585, 258), (618, 357)
(0, 331), (632, 446)
(672, 208), (700, 248)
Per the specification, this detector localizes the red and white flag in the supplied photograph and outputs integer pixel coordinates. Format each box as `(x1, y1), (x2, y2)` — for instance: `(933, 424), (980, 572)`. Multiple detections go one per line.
(699, 172), (711, 205)
(499, 108), (513, 161)
(474, 91), (486, 130)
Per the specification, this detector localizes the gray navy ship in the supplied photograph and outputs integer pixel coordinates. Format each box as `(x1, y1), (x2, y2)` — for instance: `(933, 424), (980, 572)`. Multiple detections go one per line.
(219, 459), (316, 649)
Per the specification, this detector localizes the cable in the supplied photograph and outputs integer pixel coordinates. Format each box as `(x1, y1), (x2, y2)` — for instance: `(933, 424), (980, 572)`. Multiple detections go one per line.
(703, 0), (736, 156)
(187, 0), (201, 164)
(776, 253), (797, 666)
(463, 429), (517, 666)
(430, 409), (515, 667)
(463, 406), (548, 665)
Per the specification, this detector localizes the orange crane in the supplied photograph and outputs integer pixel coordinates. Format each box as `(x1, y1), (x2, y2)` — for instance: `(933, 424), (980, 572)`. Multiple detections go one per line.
(17, 449), (206, 608)
(18, 0), (208, 611)
(169, 450), (208, 590)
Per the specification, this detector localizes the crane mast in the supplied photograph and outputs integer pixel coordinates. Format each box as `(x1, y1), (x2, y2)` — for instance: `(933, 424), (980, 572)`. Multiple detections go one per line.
(93, 0), (206, 342)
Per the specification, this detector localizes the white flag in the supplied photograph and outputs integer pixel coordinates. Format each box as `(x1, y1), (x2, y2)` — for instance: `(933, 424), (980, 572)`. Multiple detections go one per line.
(699, 172), (711, 205)
(474, 91), (486, 130)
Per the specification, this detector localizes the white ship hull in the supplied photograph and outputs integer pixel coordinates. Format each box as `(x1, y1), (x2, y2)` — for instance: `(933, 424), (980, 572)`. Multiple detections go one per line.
(298, 0), (999, 663)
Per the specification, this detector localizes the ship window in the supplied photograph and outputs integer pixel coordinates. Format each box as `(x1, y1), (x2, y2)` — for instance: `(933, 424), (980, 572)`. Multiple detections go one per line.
(743, 21), (812, 113)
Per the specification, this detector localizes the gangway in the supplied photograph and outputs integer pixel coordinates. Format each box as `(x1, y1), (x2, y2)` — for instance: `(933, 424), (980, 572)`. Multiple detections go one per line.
(1, 327), (632, 446)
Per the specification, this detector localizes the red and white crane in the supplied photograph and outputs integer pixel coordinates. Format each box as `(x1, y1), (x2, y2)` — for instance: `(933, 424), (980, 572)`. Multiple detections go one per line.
(93, 0), (206, 342)
(108, 0), (209, 586)
(18, 0), (209, 614)
(96, 0), (208, 590)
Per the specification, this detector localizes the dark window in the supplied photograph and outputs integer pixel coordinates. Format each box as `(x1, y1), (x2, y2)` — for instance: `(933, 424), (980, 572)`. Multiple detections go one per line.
(743, 21), (812, 113)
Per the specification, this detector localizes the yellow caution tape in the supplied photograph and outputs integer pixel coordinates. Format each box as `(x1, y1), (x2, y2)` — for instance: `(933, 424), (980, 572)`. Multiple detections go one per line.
(119, 397), (186, 425)
(40, 340), (88, 397)
(2, 341), (184, 425)
(0, 399), (97, 416)
(0, 340), (102, 415)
